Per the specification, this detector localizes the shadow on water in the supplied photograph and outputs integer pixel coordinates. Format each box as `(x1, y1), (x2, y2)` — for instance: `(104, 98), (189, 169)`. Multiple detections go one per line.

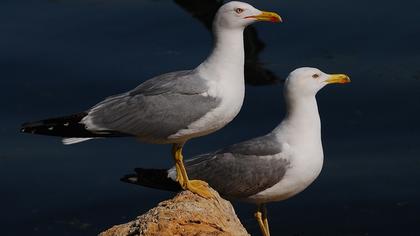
(1, 0), (420, 235)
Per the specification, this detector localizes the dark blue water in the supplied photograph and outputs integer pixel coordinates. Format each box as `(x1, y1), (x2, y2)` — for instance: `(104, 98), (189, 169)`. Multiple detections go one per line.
(1, 0), (420, 235)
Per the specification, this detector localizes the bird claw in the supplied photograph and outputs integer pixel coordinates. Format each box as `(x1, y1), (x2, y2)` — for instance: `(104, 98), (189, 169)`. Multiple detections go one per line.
(185, 180), (214, 199)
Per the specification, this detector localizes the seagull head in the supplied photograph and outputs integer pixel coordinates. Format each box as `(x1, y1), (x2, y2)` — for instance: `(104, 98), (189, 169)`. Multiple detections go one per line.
(213, 1), (282, 30)
(285, 67), (350, 97)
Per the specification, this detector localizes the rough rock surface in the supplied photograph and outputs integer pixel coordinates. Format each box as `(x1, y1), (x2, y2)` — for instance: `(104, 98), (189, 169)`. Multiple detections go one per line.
(99, 187), (249, 236)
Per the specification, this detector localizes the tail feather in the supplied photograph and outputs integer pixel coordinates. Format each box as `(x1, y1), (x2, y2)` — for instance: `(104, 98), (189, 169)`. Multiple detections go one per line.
(62, 137), (94, 145)
(121, 168), (181, 192)
(21, 112), (130, 139)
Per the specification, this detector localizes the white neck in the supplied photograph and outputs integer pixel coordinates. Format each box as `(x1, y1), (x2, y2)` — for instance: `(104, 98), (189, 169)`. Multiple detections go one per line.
(196, 27), (245, 79)
(273, 94), (322, 146)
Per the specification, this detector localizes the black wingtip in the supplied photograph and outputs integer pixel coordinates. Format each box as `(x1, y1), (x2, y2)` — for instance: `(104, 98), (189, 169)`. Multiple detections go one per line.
(20, 121), (38, 134)
(19, 113), (88, 137)
(121, 168), (181, 192)
(20, 112), (131, 138)
(120, 174), (138, 184)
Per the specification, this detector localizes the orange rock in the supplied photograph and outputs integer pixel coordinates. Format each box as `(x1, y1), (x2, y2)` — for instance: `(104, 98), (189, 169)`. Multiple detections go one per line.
(99, 187), (249, 236)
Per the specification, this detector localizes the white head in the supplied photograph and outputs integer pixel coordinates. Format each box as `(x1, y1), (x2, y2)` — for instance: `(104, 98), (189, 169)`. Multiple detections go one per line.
(213, 1), (282, 30)
(284, 67), (350, 98)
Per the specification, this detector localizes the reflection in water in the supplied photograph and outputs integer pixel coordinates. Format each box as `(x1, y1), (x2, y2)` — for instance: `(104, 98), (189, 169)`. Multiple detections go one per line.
(175, 0), (280, 85)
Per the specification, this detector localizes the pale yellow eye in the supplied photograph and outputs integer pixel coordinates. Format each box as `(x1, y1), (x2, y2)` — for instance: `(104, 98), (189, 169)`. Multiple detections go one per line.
(312, 74), (320, 79)
(235, 8), (244, 14)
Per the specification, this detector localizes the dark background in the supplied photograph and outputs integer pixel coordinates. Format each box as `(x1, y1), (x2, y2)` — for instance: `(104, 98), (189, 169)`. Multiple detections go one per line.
(1, 0), (420, 235)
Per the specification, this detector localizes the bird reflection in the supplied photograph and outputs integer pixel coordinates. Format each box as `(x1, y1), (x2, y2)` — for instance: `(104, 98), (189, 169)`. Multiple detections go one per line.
(174, 0), (280, 85)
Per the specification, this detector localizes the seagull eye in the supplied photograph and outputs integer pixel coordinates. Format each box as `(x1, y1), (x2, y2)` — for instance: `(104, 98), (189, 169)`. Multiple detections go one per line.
(235, 8), (244, 14)
(312, 74), (320, 79)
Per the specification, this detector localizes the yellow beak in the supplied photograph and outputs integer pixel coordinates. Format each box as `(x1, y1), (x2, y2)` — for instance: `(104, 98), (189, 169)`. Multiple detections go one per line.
(325, 74), (351, 84)
(245, 11), (282, 23)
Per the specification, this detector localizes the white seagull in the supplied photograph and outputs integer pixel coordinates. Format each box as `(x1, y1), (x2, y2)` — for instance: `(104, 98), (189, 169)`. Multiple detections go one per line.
(122, 67), (351, 236)
(20, 1), (282, 198)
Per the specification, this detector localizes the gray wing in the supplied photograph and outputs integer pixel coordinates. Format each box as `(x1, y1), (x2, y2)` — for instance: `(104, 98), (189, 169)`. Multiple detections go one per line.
(83, 70), (221, 141)
(184, 134), (290, 199)
(220, 133), (283, 156)
(128, 70), (209, 96)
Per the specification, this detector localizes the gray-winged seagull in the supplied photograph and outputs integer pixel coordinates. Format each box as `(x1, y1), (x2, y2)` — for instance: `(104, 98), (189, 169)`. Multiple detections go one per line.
(122, 67), (351, 236)
(20, 1), (282, 198)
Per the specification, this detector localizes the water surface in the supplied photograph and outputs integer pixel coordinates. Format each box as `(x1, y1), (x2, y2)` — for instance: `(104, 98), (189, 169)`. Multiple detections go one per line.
(1, 0), (420, 235)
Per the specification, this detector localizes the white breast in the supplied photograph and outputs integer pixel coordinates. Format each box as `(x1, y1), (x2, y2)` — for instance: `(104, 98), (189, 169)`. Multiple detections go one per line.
(167, 73), (245, 142)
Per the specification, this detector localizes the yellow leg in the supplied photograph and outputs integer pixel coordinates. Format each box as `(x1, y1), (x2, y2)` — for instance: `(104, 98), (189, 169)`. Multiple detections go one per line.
(262, 204), (270, 236)
(255, 204), (270, 236)
(171, 144), (214, 198)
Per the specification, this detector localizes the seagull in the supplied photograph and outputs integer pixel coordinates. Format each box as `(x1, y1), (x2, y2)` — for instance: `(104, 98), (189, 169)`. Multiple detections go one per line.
(121, 67), (351, 236)
(20, 1), (281, 198)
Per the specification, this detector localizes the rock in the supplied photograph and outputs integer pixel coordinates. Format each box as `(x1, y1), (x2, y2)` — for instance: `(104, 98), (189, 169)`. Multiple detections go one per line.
(99, 187), (249, 236)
